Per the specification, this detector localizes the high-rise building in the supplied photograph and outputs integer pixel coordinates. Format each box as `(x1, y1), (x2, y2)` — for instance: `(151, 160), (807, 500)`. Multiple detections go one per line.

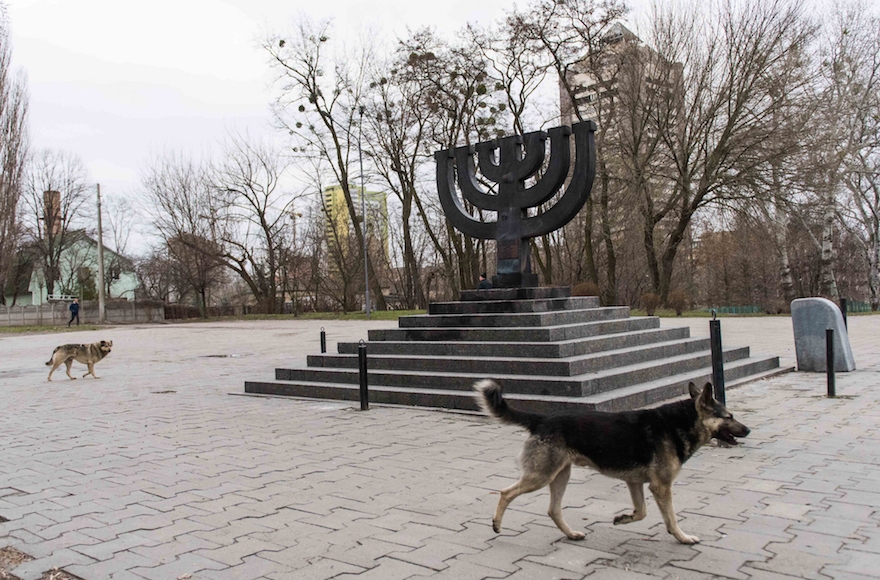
(322, 185), (389, 256)
(560, 22), (682, 127)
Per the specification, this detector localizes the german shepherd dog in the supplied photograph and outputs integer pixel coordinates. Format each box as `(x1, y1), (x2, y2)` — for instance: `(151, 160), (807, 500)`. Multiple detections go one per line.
(46, 340), (113, 381)
(476, 379), (750, 544)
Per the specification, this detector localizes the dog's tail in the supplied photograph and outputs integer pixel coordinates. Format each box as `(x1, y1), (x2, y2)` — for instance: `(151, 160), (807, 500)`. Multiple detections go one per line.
(45, 347), (58, 366)
(474, 379), (542, 432)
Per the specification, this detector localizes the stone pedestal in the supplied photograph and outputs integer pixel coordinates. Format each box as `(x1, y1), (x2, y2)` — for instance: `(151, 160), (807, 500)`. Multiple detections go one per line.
(791, 297), (855, 372)
(244, 289), (788, 413)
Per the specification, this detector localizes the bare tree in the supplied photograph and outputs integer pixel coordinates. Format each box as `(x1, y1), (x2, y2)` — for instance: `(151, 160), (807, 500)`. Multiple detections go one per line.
(20, 149), (91, 297)
(0, 7), (28, 304)
(142, 152), (225, 317)
(100, 193), (137, 298)
(639, 0), (814, 302)
(808, 1), (880, 302)
(468, 17), (549, 136)
(136, 249), (176, 303)
(362, 54), (431, 308)
(395, 28), (498, 294)
(212, 132), (295, 314)
(265, 18), (387, 310)
(827, 1), (880, 308)
(515, 0), (628, 300)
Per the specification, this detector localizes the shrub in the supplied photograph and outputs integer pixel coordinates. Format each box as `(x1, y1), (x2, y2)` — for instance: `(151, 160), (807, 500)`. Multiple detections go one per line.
(763, 300), (789, 315)
(571, 281), (600, 297)
(667, 290), (689, 316)
(641, 292), (661, 316)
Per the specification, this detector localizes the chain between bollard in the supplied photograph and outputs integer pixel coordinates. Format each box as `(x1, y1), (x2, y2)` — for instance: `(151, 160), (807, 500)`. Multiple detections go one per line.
(320, 327), (327, 354)
(358, 339), (369, 411)
(826, 328), (836, 398)
(709, 318), (726, 404)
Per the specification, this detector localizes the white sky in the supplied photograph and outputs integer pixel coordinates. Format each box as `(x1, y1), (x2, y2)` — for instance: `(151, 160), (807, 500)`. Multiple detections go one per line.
(7, 0), (520, 193)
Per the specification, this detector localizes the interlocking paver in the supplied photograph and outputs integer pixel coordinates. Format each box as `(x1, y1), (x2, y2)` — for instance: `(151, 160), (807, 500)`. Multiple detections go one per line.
(2, 317), (880, 580)
(6, 547), (96, 580)
(128, 552), (228, 580)
(265, 556), (364, 579)
(63, 547), (154, 578)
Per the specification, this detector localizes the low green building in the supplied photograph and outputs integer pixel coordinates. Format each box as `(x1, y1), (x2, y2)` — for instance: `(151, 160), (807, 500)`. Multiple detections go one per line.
(4, 234), (138, 306)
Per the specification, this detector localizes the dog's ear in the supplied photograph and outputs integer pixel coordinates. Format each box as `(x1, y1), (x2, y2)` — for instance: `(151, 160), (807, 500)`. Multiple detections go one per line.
(701, 382), (715, 406)
(688, 382), (701, 399)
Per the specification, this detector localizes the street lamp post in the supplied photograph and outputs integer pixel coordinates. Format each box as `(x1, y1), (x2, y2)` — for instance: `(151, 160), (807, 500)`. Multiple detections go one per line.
(358, 106), (370, 319)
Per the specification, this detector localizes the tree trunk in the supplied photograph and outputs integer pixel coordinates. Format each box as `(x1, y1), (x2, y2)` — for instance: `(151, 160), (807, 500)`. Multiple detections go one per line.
(400, 193), (425, 309)
(868, 229), (880, 311)
(779, 244), (795, 305)
(599, 163), (616, 305)
(582, 199), (599, 284)
(819, 196), (839, 299)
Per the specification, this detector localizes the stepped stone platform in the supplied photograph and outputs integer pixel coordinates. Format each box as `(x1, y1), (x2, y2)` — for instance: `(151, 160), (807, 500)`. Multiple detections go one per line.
(244, 287), (790, 412)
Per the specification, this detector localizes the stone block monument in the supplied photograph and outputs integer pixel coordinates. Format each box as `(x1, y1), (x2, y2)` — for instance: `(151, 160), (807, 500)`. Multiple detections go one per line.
(791, 297), (855, 372)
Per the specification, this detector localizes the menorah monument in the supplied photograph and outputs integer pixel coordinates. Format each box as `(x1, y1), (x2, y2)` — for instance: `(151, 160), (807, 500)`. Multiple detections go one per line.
(435, 121), (597, 288)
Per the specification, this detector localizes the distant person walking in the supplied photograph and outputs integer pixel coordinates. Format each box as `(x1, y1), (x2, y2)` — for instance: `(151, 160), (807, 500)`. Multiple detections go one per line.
(478, 273), (493, 290)
(68, 298), (80, 326)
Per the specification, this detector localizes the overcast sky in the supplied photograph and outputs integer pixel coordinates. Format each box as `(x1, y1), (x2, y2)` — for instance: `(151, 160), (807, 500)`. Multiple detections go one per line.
(8, 0), (526, 195)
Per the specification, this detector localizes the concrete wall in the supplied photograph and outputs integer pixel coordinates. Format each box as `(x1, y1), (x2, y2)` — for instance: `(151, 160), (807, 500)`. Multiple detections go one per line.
(0, 300), (165, 327)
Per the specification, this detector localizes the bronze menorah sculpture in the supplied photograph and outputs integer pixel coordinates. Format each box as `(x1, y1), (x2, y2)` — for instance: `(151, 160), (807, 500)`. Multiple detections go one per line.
(435, 121), (597, 288)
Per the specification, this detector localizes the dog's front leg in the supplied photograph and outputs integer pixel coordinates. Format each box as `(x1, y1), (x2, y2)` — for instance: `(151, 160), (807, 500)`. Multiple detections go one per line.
(548, 464), (585, 540)
(614, 482), (647, 525)
(648, 480), (698, 544)
(83, 363), (98, 378)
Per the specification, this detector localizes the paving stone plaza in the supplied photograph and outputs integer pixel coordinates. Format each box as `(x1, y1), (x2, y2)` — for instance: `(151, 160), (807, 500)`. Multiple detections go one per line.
(1, 316), (879, 579)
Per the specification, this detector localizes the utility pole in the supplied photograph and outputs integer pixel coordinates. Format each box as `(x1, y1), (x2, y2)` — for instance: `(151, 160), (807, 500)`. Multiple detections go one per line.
(96, 183), (106, 323)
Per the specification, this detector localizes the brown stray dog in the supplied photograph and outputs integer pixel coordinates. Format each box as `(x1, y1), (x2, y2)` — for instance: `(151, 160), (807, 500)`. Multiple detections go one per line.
(46, 340), (113, 381)
(476, 379), (750, 544)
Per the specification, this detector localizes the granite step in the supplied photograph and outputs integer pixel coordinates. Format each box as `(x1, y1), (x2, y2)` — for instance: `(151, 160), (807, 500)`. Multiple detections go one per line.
(244, 356), (788, 413)
(459, 287), (571, 301)
(373, 315), (654, 343)
(273, 346), (751, 398)
(581, 357), (790, 411)
(338, 327), (691, 358)
(397, 307), (630, 329)
(311, 337), (710, 377)
(429, 296), (599, 315)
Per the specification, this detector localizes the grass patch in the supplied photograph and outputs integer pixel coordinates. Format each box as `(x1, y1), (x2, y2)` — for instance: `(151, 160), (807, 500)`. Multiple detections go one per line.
(168, 310), (426, 323)
(630, 308), (879, 318)
(629, 309), (778, 318)
(0, 324), (104, 335)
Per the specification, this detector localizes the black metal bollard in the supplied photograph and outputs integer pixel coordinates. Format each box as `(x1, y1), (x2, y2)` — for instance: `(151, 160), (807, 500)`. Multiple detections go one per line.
(320, 327), (327, 354)
(358, 339), (369, 411)
(826, 328), (836, 398)
(839, 298), (848, 329)
(709, 318), (726, 404)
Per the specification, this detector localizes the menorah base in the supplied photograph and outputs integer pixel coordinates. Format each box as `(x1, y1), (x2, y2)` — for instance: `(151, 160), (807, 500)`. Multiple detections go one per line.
(492, 272), (538, 289)
(460, 286), (569, 302)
